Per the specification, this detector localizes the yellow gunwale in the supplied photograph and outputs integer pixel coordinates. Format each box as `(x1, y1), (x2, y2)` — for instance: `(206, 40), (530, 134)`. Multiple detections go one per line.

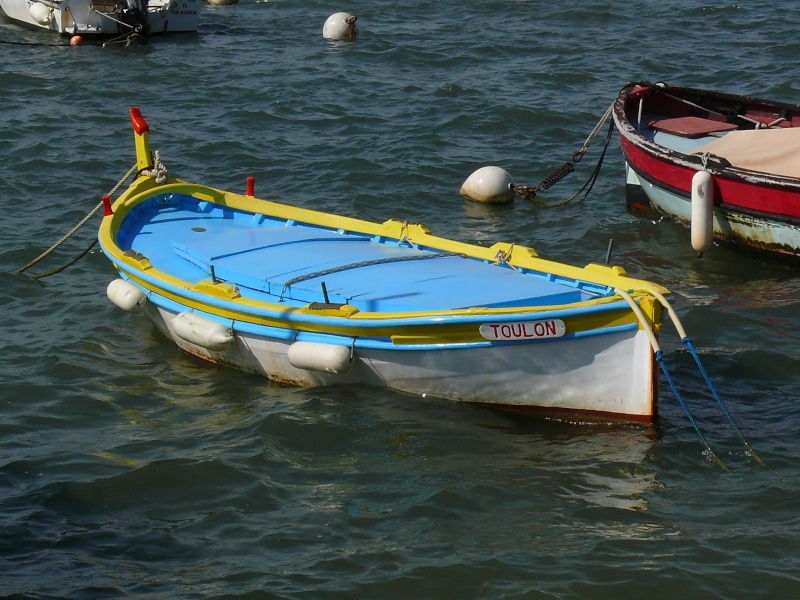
(112, 267), (654, 344)
(98, 175), (666, 341)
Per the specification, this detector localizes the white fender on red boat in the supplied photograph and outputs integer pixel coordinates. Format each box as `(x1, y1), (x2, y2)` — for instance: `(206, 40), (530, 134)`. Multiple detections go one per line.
(323, 12), (357, 40)
(287, 341), (353, 373)
(172, 312), (234, 350)
(691, 170), (714, 255)
(459, 166), (515, 204)
(107, 279), (147, 314)
(29, 2), (52, 24)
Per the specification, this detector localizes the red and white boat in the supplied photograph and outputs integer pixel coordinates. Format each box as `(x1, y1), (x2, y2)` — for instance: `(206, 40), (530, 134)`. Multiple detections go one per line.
(613, 81), (800, 259)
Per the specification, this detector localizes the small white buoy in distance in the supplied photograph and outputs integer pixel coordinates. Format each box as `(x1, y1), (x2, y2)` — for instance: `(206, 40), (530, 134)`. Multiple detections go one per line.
(691, 170), (714, 255)
(323, 12), (357, 40)
(459, 166), (515, 204)
(206, 0), (238, 6)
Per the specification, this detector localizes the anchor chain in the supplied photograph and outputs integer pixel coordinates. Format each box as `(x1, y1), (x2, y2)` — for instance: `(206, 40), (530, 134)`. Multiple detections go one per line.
(513, 155), (578, 202)
(514, 101), (615, 207)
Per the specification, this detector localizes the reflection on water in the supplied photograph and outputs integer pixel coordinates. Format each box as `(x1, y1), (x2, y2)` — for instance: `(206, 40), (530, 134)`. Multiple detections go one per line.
(3, 0), (800, 595)
(539, 429), (659, 512)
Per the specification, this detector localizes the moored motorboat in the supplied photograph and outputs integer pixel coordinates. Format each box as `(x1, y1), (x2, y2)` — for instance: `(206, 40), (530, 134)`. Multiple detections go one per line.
(0, 0), (198, 37)
(99, 108), (678, 424)
(613, 81), (800, 259)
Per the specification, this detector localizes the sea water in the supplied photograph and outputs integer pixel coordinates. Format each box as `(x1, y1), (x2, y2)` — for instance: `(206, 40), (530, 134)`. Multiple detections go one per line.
(1, 1), (799, 597)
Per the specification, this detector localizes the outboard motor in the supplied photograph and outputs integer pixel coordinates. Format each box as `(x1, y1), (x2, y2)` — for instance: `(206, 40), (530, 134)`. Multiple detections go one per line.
(118, 0), (150, 36)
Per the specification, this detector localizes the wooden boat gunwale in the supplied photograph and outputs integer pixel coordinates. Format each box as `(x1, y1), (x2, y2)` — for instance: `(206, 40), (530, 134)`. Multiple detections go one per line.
(615, 82), (800, 190)
(102, 181), (659, 345)
(101, 176), (666, 325)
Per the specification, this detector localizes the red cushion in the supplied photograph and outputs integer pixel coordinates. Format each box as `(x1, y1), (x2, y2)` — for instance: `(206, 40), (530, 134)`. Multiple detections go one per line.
(649, 116), (738, 138)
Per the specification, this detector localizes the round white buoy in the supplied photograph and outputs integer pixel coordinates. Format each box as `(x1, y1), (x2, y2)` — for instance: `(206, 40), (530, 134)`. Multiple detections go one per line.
(691, 170), (714, 255)
(459, 166), (515, 204)
(207, 0), (238, 6)
(323, 12), (357, 40)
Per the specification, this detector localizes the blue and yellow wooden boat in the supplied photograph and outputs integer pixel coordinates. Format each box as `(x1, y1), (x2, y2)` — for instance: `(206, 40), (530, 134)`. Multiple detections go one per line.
(100, 108), (669, 424)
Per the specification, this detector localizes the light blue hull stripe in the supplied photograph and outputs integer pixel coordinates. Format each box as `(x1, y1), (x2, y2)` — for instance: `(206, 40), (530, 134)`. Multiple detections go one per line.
(107, 264), (636, 329)
(140, 285), (639, 351)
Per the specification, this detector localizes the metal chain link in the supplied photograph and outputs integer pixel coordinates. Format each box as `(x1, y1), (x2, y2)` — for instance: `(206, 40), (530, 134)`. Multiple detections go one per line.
(514, 104), (616, 207)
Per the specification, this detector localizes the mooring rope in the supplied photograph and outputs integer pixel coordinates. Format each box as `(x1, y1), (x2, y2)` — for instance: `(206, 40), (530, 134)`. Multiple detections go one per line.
(140, 151), (168, 184)
(616, 286), (766, 468)
(0, 39), (75, 46)
(102, 32), (147, 47)
(514, 101), (616, 206)
(614, 288), (729, 470)
(655, 349), (730, 471)
(17, 163), (139, 278)
(645, 287), (765, 466)
(683, 338), (765, 465)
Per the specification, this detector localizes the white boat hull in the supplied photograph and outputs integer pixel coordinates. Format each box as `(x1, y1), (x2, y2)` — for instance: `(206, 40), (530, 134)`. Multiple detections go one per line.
(147, 303), (657, 423)
(0, 0), (198, 35)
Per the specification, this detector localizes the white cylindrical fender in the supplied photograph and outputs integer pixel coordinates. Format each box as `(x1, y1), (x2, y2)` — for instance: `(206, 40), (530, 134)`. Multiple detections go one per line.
(29, 2), (52, 24)
(691, 170), (714, 254)
(323, 12), (357, 40)
(107, 279), (147, 314)
(459, 166), (515, 204)
(287, 341), (353, 373)
(172, 312), (234, 350)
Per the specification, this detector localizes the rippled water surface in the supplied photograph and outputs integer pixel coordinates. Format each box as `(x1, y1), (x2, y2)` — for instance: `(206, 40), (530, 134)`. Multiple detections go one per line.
(2, 1), (800, 597)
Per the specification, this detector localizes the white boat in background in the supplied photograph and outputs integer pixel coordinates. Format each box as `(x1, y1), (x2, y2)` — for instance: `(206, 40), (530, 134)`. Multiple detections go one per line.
(0, 0), (198, 37)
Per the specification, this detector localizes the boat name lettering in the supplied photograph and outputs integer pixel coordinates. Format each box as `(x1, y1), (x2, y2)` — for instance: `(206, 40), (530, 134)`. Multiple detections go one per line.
(479, 320), (565, 341)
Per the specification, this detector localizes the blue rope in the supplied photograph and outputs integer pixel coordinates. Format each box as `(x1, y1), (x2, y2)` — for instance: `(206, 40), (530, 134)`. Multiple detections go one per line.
(682, 338), (765, 466)
(656, 350), (729, 471)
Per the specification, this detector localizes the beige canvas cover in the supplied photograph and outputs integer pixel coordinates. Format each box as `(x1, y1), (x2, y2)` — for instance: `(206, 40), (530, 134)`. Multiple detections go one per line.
(691, 127), (800, 178)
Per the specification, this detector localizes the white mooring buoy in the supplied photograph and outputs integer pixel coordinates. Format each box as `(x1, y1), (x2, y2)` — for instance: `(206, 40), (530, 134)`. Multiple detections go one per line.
(323, 12), (357, 40)
(459, 166), (515, 204)
(691, 170), (714, 255)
